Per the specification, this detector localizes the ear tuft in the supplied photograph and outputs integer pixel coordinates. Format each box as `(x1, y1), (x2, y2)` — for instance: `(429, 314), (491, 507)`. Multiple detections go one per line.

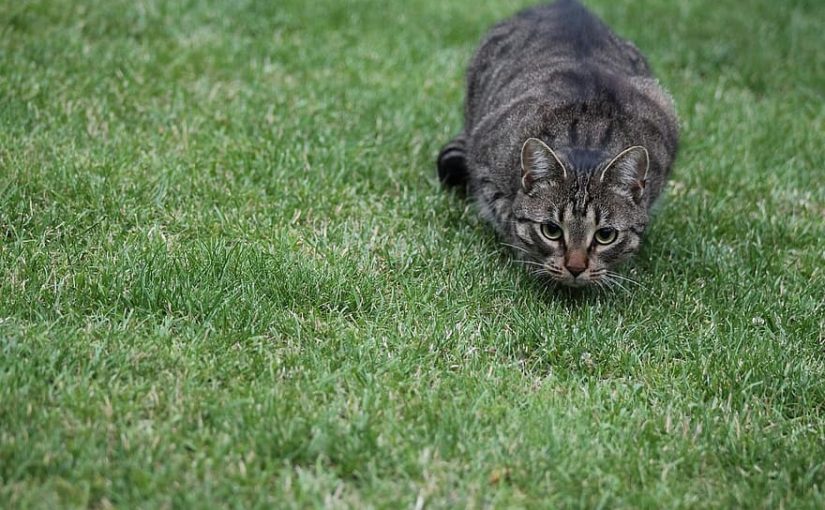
(600, 146), (649, 203)
(520, 138), (566, 191)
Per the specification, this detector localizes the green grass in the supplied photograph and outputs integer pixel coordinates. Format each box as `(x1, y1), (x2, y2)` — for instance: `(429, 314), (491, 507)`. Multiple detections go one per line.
(1, 0), (823, 507)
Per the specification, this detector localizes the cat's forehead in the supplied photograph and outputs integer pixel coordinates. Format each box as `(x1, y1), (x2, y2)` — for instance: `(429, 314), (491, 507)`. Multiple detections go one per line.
(558, 202), (597, 223)
(520, 169), (637, 225)
(559, 203), (597, 242)
(539, 183), (626, 225)
(545, 176), (604, 217)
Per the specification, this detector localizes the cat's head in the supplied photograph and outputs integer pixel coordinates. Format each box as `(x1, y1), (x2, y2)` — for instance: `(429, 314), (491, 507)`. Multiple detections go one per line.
(510, 138), (650, 287)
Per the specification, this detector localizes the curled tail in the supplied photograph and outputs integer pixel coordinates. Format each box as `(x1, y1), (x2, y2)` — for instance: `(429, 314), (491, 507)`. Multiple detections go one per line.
(436, 133), (469, 189)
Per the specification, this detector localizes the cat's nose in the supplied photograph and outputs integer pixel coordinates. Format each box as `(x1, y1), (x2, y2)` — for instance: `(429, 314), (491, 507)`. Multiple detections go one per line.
(565, 251), (588, 277)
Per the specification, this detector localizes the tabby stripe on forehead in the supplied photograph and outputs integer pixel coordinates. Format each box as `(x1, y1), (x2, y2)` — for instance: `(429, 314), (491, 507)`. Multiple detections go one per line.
(571, 179), (591, 216)
(576, 193), (591, 217)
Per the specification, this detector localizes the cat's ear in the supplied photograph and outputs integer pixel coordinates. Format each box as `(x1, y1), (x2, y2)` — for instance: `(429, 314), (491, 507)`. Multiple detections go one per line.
(600, 146), (649, 203)
(520, 138), (567, 191)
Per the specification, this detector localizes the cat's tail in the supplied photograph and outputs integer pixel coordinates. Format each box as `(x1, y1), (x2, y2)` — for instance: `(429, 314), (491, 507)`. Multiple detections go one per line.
(437, 133), (469, 189)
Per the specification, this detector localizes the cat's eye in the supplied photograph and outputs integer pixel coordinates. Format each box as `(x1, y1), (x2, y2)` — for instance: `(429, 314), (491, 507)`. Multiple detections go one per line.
(594, 228), (618, 245)
(540, 223), (563, 241)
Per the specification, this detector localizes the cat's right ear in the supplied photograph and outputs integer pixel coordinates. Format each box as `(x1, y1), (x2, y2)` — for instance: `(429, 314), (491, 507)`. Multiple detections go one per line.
(520, 138), (567, 191)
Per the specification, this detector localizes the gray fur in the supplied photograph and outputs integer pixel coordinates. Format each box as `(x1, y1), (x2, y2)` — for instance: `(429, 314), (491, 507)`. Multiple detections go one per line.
(437, 0), (679, 287)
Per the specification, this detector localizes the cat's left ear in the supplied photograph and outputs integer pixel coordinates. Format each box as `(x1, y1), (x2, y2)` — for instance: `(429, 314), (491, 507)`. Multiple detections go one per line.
(600, 146), (649, 204)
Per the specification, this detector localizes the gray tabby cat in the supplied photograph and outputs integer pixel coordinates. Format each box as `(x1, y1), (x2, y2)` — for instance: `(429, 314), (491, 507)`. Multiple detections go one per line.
(437, 0), (678, 288)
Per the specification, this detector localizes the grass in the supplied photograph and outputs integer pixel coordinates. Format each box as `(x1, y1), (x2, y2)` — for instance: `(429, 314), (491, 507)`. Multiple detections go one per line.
(1, 0), (823, 507)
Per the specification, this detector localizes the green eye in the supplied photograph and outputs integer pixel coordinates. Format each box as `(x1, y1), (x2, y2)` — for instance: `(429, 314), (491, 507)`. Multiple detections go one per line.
(540, 222), (563, 240)
(594, 228), (618, 245)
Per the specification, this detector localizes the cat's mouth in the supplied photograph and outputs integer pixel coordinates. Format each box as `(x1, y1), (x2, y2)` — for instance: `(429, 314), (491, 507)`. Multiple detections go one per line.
(528, 261), (604, 288)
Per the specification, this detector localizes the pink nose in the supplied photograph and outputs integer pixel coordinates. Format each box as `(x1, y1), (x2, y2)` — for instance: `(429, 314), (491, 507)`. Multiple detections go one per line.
(565, 251), (588, 277)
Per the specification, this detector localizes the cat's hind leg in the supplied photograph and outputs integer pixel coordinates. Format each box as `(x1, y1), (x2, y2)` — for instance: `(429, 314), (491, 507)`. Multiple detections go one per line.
(437, 133), (469, 189)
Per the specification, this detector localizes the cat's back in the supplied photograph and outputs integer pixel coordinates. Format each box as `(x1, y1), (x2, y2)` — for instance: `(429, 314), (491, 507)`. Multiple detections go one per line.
(466, 0), (651, 128)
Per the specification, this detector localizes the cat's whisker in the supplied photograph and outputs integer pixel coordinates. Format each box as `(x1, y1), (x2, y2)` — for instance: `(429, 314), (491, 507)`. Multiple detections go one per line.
(520, 260), (547, 269)
(606, 271), (644, 289)
(603, 274), (631, 294)
(501, 242), (530, 255)
(530, 268), (555, 281)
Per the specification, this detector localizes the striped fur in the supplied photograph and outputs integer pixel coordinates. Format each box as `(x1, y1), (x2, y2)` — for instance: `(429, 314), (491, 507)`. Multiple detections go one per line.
(438, 0), (679, 287)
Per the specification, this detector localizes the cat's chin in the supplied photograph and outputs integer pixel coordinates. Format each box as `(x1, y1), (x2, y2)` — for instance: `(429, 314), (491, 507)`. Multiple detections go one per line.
(556, 277), (594, 289)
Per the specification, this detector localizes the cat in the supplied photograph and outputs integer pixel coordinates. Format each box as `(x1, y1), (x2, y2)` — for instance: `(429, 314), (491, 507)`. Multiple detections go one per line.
(437, 0), (679, 288)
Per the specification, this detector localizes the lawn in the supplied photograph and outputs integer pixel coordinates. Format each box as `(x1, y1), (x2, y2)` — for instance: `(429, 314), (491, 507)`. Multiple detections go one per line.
(1, 0), (823, 507)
